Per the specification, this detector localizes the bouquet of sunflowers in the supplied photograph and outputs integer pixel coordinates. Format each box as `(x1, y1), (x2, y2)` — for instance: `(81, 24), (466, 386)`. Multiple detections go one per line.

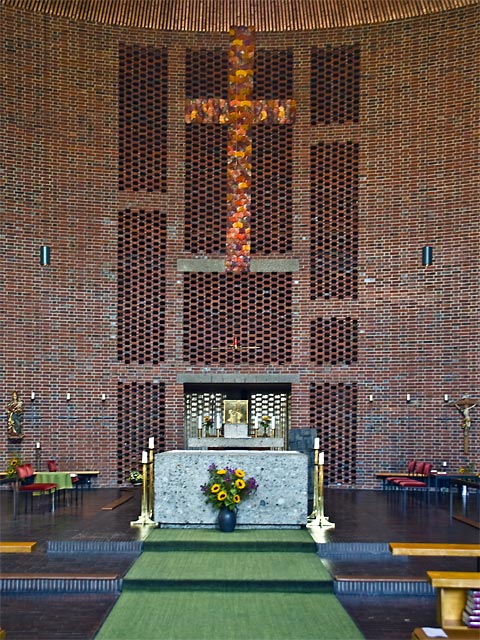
(201, 462), (258, 511)
(6, 453), (22, 478)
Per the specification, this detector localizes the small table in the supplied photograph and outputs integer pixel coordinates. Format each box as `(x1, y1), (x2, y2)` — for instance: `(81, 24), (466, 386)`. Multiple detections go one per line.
(35, 472), (74, 491)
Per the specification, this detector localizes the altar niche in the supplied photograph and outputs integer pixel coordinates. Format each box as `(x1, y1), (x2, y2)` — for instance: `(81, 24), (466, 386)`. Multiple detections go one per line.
(183, 384), (290, 450)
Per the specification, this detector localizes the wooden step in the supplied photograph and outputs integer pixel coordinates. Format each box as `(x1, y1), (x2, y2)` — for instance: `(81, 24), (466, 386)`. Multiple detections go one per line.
(0, 541), (37, 553)
(101, 494), (133, 510)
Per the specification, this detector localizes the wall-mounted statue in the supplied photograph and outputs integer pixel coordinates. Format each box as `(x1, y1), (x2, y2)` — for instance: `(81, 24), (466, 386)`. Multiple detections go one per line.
(450, 397), (478, 454)
(6, 391), (24, 440)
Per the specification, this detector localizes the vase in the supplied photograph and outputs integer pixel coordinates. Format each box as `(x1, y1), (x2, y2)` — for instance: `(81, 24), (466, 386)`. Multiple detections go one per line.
(218, 506), (237, 532)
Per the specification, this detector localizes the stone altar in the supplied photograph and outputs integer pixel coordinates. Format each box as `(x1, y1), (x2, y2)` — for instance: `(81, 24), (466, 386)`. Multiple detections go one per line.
(154, 449), (308, 528)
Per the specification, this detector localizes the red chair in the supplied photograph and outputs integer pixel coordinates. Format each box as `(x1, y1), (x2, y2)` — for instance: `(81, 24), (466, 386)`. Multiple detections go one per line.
(46, 460), (80, 502)
(16, 463), (57, 512)
(386, 460), (417, 488)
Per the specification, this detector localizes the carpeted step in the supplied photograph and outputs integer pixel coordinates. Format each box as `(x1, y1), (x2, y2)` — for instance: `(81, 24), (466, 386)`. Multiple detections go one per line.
(95, 528), (365, 640)
(124, 549), (332, 593)
(96, 590), (364, 640)
(143, 527), (317, 553)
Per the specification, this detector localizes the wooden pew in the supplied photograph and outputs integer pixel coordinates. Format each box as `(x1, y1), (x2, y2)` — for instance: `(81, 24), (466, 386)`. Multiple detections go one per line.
(389, 542), (480, 573)
(389, 543), (480, 558)
(427, 571), (480, 631)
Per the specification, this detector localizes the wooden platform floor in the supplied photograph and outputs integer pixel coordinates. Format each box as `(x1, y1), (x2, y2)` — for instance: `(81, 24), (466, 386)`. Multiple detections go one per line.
(0, 486), (478, 640)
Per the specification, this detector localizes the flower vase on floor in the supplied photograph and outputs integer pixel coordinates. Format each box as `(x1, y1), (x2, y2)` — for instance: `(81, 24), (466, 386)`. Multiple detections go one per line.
(218, 506), (237, 532)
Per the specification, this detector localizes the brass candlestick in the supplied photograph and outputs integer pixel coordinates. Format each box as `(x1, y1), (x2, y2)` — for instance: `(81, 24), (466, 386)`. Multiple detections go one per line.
(131, 457), (158, 528)
(148, 448), (154, 518)
(307, 449), (335, 530)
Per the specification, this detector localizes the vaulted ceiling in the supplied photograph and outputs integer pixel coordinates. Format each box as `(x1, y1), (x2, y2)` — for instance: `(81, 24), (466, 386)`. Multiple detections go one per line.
(2, 0), (477, 30)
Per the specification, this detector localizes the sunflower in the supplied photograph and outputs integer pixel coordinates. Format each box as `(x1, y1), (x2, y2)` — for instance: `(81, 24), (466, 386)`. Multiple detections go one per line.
(201, 463), (258, 512)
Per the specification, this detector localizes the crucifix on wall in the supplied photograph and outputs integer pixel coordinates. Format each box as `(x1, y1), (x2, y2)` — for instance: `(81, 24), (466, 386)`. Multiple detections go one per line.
(185, 25), (296, 273)
(449, 397), (479, 454)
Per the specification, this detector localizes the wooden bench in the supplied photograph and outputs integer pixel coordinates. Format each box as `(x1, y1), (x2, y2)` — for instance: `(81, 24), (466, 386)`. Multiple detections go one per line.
(0, 542), (37, 553)
(427, 571), (480, 631)
(390, 542), (480, 573)
(390, 543), (480, 558)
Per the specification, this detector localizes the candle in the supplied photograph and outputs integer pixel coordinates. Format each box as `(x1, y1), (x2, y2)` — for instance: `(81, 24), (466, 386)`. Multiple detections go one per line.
(36, 442), (41, 449)
(319, 452), (325, 465)
(271, 417), (276, 433)
(216, 415), (221, 430)
(406, 393), (411, 402)
(254, 416), (259, 430)
(148, 437), (155, 449)
(101, 393), (106, 401)
(31, 391), (35, 401)
(368, 395), (373, 403)
(444, 394), (449, 402)
(314, 437), (320, 450)
(66, 392), (71, 401)
(141, 450), (148, 464)
(198, 415), (202, 430)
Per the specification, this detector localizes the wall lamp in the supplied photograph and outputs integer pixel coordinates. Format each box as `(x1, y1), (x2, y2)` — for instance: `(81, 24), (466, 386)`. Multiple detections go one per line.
(40, 245), (51, 266)
(422, 246), (433, 267)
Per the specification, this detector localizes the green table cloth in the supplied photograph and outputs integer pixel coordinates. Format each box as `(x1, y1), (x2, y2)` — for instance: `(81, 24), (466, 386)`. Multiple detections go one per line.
(35, 471), (74, 490)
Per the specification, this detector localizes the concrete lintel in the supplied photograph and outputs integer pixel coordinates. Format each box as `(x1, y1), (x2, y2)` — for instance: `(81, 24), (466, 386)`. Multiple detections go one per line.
(177, 258), (299, 273)
(177, 373), (299, 384)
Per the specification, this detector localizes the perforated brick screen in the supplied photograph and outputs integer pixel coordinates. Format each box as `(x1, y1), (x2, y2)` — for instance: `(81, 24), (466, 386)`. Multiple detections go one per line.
(310, 141), (359, 300)
(310, 45), (360, 125)
(117, 381), (166, 484)
(183, 273), (292, 364)
(251, 127), (293, 254)
(118, 45), (168, 192)
(117, 209), (167, 364)
(185, 124), (228, 254)
(310, 317), (358, 365)
(310, 382), (358, 485)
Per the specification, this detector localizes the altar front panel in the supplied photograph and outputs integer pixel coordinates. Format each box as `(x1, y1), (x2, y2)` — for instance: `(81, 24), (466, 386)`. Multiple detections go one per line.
(154, 450), (308, 527)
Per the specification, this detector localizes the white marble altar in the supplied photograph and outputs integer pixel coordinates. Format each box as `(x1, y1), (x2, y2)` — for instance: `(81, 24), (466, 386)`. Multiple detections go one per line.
(154, 449), (308, 528)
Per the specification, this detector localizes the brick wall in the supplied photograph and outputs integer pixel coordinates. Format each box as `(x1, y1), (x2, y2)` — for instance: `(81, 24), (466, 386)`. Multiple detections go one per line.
(1, 5), (478, 487)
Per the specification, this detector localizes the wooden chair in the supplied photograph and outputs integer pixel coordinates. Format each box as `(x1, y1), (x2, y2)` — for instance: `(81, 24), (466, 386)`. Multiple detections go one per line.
(16, 463), (57, 512)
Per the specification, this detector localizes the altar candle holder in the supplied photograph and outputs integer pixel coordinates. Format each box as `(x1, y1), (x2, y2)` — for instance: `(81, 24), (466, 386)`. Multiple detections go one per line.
(307, 448), (335, 530)
(131, 451), (158, 528)
(148, 438), (155, 518)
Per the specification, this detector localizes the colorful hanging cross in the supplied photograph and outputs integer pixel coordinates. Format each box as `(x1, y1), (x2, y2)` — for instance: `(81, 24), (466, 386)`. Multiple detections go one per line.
(185, 26), (296, 273)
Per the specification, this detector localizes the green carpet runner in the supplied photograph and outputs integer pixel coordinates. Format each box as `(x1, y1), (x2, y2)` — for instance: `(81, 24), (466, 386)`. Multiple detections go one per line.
(96, 529), (364, 640)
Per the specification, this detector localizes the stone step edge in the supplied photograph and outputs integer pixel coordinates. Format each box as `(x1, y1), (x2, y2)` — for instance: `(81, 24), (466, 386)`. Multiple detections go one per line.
(47, 540), (143, 554)
(334, 575), (435, 596)
(0, 574), (122, 593)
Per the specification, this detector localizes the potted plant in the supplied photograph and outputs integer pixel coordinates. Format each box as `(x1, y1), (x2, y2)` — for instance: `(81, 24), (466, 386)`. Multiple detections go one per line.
(127, 470), (143, 486)
(201, 462), (258, 532)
